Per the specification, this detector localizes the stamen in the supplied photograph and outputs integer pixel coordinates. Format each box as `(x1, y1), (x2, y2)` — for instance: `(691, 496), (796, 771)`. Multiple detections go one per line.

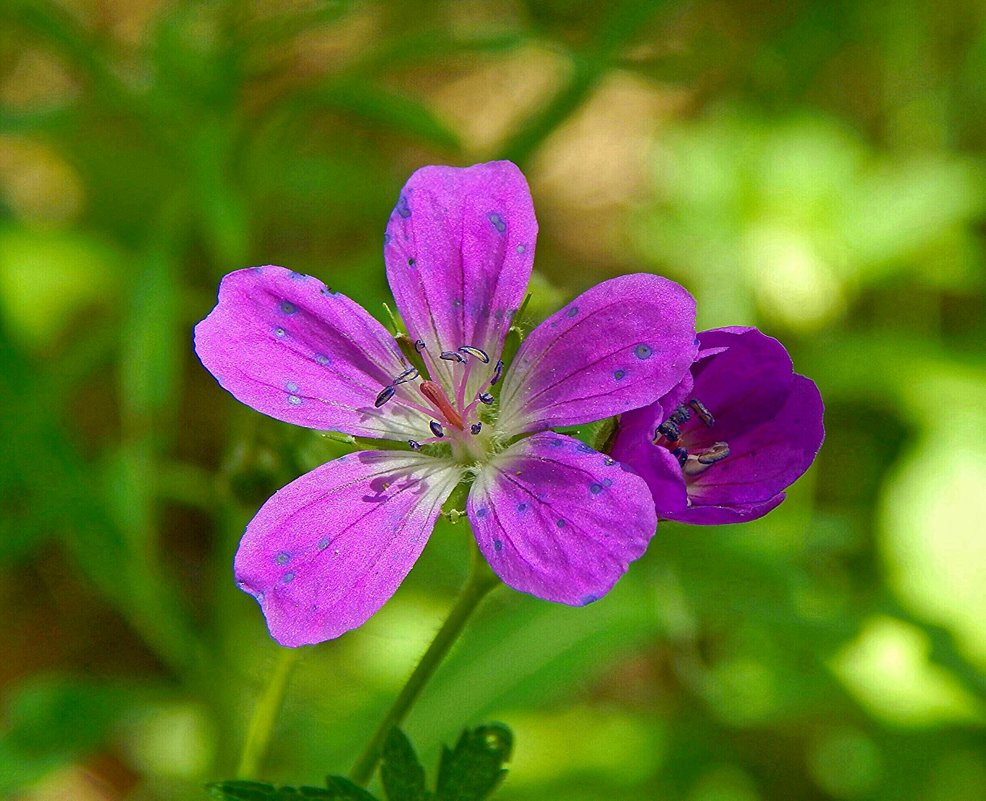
(418, 380), (464, 430)
(440, 350), (467, 363)
(392, 366), (419, 385)
(683, 441), (730, 476)
(374, 385), (396, 408)
(489, 359), (504, 386)
(471, 422), (482, 435)
(671, 447), (689, 466)
(478, 392), (494, 405)
(430, 421), (445, 438)
(408, 440), (421, 451)
(458, 345), (490, 364)
(689, 399), (715, 427)
(698, 441), (730, 464)
(656, 420), (681, 442)
(670, 404), (691, 425)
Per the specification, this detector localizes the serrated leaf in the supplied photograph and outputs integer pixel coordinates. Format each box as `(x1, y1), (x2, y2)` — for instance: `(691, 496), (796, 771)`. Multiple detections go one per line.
(207, 781), (353, 800)
(207, 781), (277, 801)
(323, 775), (380, 800)
(380, 728), (429, 801)
(434, 724), (513, 801)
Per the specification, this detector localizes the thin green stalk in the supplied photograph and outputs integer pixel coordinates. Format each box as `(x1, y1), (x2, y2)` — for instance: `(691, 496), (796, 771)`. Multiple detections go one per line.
(237, 647), (302, 779)
(349, 547), (501, 786)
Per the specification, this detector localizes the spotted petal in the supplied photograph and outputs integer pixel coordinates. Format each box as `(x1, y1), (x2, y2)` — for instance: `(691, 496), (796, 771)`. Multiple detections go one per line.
(384, 161), (537, 397)
(497, 274), (697, 437)
(234, 451), (464, 646)
(194, 266), (431, 439)
(467, 433), (656, 605)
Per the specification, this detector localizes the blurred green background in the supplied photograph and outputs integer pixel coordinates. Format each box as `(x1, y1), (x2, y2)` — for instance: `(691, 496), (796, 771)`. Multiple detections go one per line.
(1, 1), (984, 799)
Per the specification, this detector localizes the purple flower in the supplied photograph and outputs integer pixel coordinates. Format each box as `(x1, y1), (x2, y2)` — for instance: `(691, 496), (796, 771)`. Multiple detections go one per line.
(194, 161), (698, 646)
(611, 327), (824, 525)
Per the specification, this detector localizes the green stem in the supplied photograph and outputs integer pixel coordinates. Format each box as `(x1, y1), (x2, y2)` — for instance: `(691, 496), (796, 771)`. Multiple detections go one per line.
(349, 547), (501, 786)
(237, 647), (302, 779)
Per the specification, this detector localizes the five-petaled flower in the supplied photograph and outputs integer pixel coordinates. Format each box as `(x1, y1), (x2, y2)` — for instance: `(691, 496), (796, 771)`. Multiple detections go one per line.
(194, 161), (698, 646)
(611, 327), (824, 525)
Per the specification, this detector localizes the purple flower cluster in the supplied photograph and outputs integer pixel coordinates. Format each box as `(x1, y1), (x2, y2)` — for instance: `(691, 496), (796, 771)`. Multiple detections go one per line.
(194, 161), (823, 647)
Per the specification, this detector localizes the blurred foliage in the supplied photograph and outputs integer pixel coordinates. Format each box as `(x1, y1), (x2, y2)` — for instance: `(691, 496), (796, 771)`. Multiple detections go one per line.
(0, 1), (984, 800)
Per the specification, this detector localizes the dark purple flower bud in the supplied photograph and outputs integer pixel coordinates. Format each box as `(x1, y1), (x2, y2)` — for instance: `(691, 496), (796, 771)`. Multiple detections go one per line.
(611, 327), (824, 525)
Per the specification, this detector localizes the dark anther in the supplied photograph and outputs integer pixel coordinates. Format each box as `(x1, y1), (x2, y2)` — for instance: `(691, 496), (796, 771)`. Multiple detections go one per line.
(430, 421), (445, 438)
(408, 439), (421, 451)
(689, 398), (715, 427)
(458, 345), (490, 363)
(671, 447), (689, 466)
(478, 392), (495, 405)
(471, 422), (482, 435)
(656, 420), (681, 442)
(440, 350), (467, 363)
(392, 366), (419, 385)
(414, 339), (426, 352)
(697, 441), (730, 464)
(670, 404), (691, 425)
(490, 359), (504, 386)
(374, 385), (396, 408)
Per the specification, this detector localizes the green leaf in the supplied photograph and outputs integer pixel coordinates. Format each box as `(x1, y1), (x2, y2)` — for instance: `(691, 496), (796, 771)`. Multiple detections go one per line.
(207, 781), (277, 801)
(434, 724), (513, 801)
(323, 776), (380, 800)
(207, 780), (371, 800)
(380, 728), (429, 801)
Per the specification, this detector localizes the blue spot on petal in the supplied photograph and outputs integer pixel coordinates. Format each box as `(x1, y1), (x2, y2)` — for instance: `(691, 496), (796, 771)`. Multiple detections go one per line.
(589, 482), (603, 495)
(288, 395), (302, 406)
(283, 572), (295, 584)
(603, 456), (616, 466)
(488, 212), (506, 233)
(320, 286), (338, 297)
(383, 233), (391, 245)
(396, 195), (411, 218)
(581, 593), (599, 606)
(280, 300), (297, 315)
(614, 369), (626, 380)
(493, 539), (503, 552)
(576, 443), (594, 454)
(274, 327), (286, 338)
(602, 478), (613, 487)
(556, 519), (566, 528)
(286, 382), (298, 393)
(549, 438), (565, 447)
(516, 243), (526, 254)
(275, 551), (291, 565)
(476, 507), (489, 518)
(517, 502), (528, 512)
(289, 271), (307, 280)
(315, 353), (330, 365)
(318, 537), (330, 550)
(566, 305), (579, 318)
(634, 343), (653, 360)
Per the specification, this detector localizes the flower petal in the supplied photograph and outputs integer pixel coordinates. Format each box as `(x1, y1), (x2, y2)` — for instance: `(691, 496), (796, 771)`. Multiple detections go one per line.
(687, 375), (824, 505)
(384, 161), (536, 396)
(685, 327), (795, 445)
(668, 495), (786, 525)
(234, 451), (464, 646)
(497, 274), (697, 437)
(467, 433), (657, 605)
(610, 425), (690, 517)
(194, 266), (431, 439)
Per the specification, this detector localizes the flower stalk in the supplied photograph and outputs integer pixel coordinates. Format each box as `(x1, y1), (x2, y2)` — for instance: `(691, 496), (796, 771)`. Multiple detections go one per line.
(349, 544), (501, 786)
(236, 646), (302, 779)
